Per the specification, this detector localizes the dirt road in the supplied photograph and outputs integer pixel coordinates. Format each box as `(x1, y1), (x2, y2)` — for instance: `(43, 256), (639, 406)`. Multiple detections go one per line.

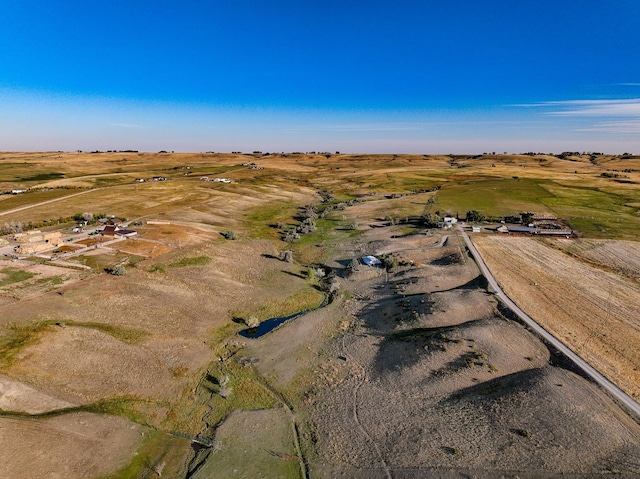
(461, 227), (640, 419)
(0, 189), (95, 217)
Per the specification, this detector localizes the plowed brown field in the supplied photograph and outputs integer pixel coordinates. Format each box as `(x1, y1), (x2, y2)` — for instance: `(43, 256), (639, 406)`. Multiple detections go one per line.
(472, 235), (640, 399)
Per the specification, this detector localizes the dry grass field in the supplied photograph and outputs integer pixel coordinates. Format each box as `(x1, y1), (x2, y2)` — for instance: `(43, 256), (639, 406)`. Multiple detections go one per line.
(472, 235), (640, 399)
(0, 151), (639, 478)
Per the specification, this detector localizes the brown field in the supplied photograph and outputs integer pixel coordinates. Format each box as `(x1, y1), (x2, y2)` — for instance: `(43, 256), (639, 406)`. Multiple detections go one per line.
(548, 237), (640, 281)
(472, 235), (640, 399)
(1, 151), (640, 478)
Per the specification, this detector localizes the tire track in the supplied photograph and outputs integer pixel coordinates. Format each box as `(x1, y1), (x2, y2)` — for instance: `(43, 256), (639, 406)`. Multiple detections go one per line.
(342, 335), (393, 479)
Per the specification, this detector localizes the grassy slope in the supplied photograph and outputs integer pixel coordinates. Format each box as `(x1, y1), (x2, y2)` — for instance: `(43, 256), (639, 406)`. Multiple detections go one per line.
(1, 151), (639, 477)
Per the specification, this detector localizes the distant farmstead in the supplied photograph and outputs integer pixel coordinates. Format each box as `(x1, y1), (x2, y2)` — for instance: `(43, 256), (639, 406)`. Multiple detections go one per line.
(101, 224), (137, 237)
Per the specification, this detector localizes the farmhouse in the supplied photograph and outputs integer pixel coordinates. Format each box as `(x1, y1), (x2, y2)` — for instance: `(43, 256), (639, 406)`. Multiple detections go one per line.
(101, 224), (137, 237)
(438, 217), (458, 229)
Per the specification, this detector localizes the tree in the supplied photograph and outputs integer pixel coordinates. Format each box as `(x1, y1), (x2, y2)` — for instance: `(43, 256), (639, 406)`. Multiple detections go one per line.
(347, 258), (360, 275)
(280, 250), (293, 263)
(107, 264), (127, 276)
(283, 229), (300, 242)
(466, 210), (485, 223)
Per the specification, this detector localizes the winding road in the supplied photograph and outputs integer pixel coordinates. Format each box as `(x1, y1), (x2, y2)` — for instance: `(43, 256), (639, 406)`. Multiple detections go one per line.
(459, 226), (640, 420)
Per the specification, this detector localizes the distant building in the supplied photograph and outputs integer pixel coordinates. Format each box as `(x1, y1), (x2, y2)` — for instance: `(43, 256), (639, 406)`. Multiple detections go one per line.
(438, 217), (458, 229)
(101, 224), (137, 237)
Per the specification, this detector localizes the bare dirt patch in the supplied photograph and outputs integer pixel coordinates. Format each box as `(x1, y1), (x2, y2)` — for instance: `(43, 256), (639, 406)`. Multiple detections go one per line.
(111, 237), (174, 258)
(0, 373), (74, 413)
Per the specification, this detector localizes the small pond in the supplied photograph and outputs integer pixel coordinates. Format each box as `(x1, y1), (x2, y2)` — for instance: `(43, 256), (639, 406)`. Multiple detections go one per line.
(239, 294), (328, 339)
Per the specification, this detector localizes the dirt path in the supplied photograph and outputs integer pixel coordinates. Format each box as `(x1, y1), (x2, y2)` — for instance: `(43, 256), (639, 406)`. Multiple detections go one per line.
(342, 335), (393, 479)
(0, 188), (96, 216)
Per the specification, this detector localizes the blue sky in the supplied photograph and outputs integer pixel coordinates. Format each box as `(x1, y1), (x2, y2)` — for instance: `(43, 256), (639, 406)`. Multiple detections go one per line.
(1, 1), (639, 153)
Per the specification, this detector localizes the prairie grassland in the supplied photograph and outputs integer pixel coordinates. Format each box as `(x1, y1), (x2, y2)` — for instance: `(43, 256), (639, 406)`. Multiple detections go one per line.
(1, 151), (640, 478)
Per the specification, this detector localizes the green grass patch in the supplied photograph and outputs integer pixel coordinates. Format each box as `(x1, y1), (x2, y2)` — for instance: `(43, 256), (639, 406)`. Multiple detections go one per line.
(0, 322), (54, 368)
(0, 188), (79, 212)
(208, 321), (244, 344)
(293, 217), (363, 264)
(59, 321), (149, 344)
(93, 177), (128, 187)
(81, 396), (152, 424)
(0, 317), (150, 373)
(98, 429), (179, 479)
(0, 319), (149, 370)
(71, 253), (144, 271)
(0, 268), (36, 287)
(10, 275), (66, 291)
(168, 255), (211, 267)
(199, 361), (281, 428)
(147, 263), (166, 273)
(540, 183), (640, 239)
(231, 286), (324, 323)
(436, 178), (554, 217)
(245, 200), (299, 240)
(19, 172), (65, 182)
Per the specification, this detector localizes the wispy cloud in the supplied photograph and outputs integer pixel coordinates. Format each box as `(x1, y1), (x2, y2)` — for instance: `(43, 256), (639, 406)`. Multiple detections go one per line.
(542, 99), (640, 117)
(510, 98), (640, 136)
(576, 120), (640, 134)
(512, 98), (640, 117)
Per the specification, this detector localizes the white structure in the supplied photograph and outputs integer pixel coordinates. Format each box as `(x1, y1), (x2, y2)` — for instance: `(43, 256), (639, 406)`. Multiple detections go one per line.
(362, 256), (382, 267)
